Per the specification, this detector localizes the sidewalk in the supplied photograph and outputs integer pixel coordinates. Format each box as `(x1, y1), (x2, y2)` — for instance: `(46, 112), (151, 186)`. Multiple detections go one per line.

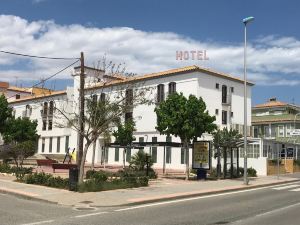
(0, 174), (298, 208)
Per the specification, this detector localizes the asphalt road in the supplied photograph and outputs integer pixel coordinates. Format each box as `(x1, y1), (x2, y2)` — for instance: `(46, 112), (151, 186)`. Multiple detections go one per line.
(1, 181), (300, 225)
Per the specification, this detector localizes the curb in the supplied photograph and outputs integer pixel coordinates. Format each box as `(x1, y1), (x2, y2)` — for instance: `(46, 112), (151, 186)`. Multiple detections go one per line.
(0, 188), (59, 206)
(1, 179), (299, 208)
(115, 179), (300, 207)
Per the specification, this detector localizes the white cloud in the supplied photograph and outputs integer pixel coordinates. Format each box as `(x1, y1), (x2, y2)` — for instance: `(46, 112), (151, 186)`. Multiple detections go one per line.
(0, 15), (299, 87)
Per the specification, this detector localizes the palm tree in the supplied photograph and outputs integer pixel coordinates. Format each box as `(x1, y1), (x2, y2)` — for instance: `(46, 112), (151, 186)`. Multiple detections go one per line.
(213, 128), (242, 179)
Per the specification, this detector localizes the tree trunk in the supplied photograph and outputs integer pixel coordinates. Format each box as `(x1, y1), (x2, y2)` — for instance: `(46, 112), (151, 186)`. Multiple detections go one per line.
(223, 148), (227, 179)
(217, 147), (221, 179)
(185, 139), (189, 180)
(123, 148), (126, 169)
(78, 141), (91, 184)
(91, 140), (96, 170)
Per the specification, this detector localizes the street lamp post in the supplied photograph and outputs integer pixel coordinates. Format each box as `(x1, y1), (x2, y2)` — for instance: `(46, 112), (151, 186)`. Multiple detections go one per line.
(242, 16), (254, 185)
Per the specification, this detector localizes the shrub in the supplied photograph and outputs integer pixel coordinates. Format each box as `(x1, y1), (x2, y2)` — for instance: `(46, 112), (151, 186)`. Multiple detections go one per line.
(294, 159), (300, 166)
(24, 172), (69, 189)
(129, 150), (153, 171)
(239, 167), (257, 177)
(270, 159), (281, 165)
(0, 163), (32, 179)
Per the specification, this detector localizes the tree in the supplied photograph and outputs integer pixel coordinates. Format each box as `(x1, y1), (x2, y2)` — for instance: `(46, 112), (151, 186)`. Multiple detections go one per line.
(2, 117), (39, 144)
(7, 140), (36, 168)
(0, 94), (12, 134)
(213, 128), (242, 179)
(113, 120), (136, 168)
(0, 117), (38, 168)
(155, 93), (216, 180)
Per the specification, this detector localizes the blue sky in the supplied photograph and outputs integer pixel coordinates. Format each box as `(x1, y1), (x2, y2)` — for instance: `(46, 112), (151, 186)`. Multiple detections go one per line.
(0, 0), (300, 105)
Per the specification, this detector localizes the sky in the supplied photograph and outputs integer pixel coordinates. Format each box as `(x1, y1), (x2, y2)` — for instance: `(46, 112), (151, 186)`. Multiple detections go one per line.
(0, 0), (300, 105)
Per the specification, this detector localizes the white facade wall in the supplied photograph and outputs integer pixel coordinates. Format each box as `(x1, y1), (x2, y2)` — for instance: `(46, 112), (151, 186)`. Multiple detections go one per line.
(9, 68), (256, 172)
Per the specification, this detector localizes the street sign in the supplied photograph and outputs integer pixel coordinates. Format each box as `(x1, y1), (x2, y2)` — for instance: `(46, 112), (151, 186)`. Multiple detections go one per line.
(291, 129), (300, 136)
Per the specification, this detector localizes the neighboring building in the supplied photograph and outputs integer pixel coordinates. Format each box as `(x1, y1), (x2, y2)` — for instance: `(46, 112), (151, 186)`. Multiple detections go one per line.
(252, 98), (300, 159)
(0, 81), (52, 102)
(8, 65), (254, 173)
(252, 98), (300, 141)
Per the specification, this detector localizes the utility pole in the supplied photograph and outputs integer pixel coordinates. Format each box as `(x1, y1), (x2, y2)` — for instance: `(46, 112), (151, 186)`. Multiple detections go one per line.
(77, 52), (85, 174)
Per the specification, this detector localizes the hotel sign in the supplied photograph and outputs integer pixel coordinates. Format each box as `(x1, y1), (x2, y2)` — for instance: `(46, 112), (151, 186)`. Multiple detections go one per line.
(192, 141), (211, 170)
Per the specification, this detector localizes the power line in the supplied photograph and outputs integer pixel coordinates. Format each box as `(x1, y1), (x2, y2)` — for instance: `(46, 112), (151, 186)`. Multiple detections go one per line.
(6, 59), (80, 100)
(0, 50), (80, 60)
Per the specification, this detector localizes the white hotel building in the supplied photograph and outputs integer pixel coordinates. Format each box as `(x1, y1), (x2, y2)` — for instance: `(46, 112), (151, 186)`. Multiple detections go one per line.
(8, 65), (261, 174)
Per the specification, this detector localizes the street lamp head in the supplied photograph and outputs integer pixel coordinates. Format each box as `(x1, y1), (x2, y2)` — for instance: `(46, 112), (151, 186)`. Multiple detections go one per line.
(243, 16), (255, 25)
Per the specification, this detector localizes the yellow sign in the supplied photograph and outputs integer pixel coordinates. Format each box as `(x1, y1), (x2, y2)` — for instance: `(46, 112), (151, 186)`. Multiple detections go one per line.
(194, 142), (209, 165)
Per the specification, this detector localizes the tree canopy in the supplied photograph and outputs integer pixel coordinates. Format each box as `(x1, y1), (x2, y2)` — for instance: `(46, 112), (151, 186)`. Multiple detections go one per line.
(155, 93), (217, 142)
(112, 121), (136, 146)
(2, 117), (38, 144)
(0, 94), (12, 134)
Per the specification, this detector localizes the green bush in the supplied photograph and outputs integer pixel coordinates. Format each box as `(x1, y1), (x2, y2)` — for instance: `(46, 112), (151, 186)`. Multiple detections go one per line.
(270, 159), (281, 165)
(239, 167), (257, 177)
(118, 167), (157, 179)
(0, 163), (12, 173)
(24, 172), (69, 189)
(0, 163), (32, 179)
(79, 168), (149, 192)
(294, 160), (300, 166)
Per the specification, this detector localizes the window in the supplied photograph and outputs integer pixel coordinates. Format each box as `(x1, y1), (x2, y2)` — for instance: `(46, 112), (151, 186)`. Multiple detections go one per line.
(42, 138), (45, 153)
(105, 147), (109, 163)
(222, 110), (227, 125)
(48, 120), (52, 130)
(16, 94), (20, 99)
(49, 101), (54, 115)
(264, 126), (270, 137)
(216, 83), (219, 89)
(100, 93), (106, 102)
(278, 125), (284, 137)
(43, 102), (48, 116)
(92, 94), (97, 103)
(139, 137), (144, 151)
(126, 148), (131, 162)
(286, 124), (294, 137)
(49, 137), (53, 153)
(240, 144), (260, 158)
(125, 89), (133, 106)
(42, 120), (47, 131)
(157, 84), (165, 103)
(215, 109), (219, 115)
(125, 112), (133, 123)
(57, 137), (61, 153)
(168, 82), (176, 95)
(231, 112), (234, 118)
(25, 105), (32, 117)
(115, 148), (119, 162)
(166, 136), (172, 164)
(253, 127), (259, 138)
(222, 85), (227, 103)
(151, 137), (157, 163)
(230, 87), (234, 93)
(181, 148), (185, 164)
(65, 136), (69, 153)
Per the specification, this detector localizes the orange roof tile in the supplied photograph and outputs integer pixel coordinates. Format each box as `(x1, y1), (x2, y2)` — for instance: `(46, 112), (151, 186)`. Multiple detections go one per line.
(9, 90), (66, 103)
(254, 100), (288, 108)
(88, 65), (255, 90)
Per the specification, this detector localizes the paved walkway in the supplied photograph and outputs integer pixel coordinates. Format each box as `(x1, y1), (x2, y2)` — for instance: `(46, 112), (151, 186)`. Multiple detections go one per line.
(0, 174), (298, 208)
